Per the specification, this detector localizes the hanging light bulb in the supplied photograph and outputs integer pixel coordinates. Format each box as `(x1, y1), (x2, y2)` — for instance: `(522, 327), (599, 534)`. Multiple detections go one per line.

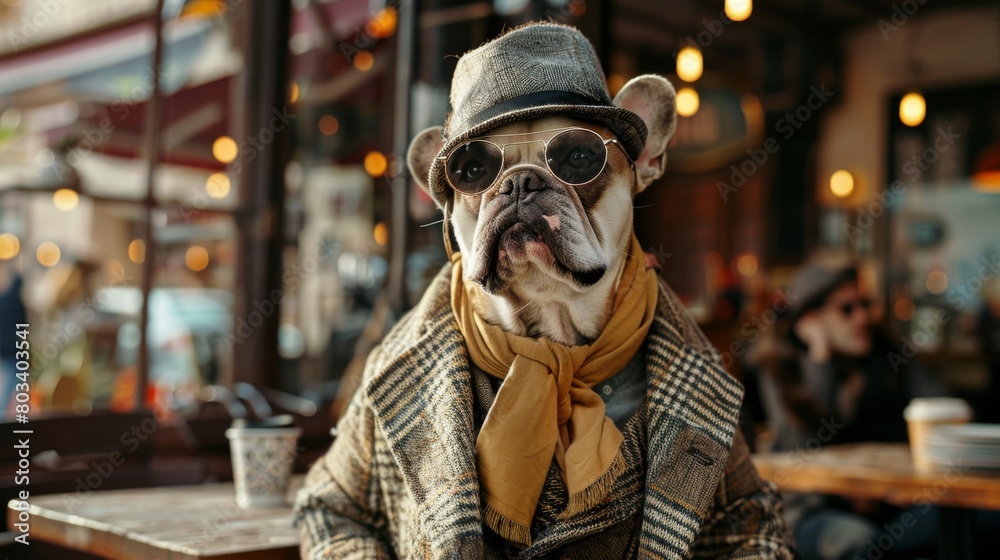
(899, 91), (926, 127)
(676, 87), (700, 117)
(53, 188), (79, 211)
(829, 170), (855, 198)
(37, 242), (61, 267)
(676, 46), (703, 83)
(725, 0), (752, 22)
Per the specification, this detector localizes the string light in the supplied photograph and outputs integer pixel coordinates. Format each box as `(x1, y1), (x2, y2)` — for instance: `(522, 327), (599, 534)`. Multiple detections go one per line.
(0, 233), (20, 260)
(899, 91), (926, 127)
(37, 242), (61, 267)
(676, 87), (700, 117)
(128, 239), (145, 264)
(354, 51), (374, 72)
(676, 47), (703, 82)
(830, 170), (855, 198)
(725, 0), (752, 22)
(185, 246), (209, 272)
(205, 173), (231, 199)
(212, 136), (238, 163)
(53, 188), (79, 211)
(373, 222), (389, 246)
(364, 151), (388, 177)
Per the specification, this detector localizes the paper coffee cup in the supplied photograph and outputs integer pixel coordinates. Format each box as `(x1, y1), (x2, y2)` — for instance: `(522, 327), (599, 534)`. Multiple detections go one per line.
(903, 398), (972, 473)
(226, 416), (301, 507)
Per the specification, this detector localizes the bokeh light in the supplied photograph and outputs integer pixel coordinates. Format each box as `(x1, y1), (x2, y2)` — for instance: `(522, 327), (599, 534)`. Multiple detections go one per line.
(900, 92), (926, 127)
(725, 0), (752, 22)
(364, 151), (388, 177)
(212, 136), (238, 164)
(185, 246), (210, 272)
(53, 188), (79, 211)
(676, 87), (700, 117)
(206, 172), (231, 199)
(830, 170), (855, 198)
(354, 51), (375, 72)
(676, 47), (703, 83)
(927, 270), (948, 294)
(0, 233), (20, 260)
(37, 242), (61, 267)
(367, 8), (398, 38)
(373, 222), (389, 246)
(735, 254), (759, 277)
(128, 239), (145, 264)
(319, 115), (339, 136)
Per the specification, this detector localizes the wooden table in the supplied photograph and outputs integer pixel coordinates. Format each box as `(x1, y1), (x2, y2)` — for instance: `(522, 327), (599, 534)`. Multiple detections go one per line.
(7, 478), (302, 559)
(753, 443), (1000, 560)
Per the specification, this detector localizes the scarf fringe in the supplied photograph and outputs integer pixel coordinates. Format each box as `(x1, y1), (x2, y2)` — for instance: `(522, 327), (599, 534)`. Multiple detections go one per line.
(562, 450), (627, 518)
(482, 501), (533, 545)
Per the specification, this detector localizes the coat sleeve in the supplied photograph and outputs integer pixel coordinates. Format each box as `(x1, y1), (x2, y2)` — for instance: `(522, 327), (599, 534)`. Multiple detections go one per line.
(689, 430), (798, 560)
(294, 349), (395, 560)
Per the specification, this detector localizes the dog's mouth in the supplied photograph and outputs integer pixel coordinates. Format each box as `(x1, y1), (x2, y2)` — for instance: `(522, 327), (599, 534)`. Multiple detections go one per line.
(467, 209), (607, 293)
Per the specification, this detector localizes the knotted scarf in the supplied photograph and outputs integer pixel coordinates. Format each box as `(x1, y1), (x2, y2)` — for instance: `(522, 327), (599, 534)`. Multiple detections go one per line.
(450, 233), (657, 544)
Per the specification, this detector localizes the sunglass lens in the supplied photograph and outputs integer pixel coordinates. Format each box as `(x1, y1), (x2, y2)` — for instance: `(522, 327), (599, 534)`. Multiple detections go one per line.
(546, 129), (608, 185)
(840, 300), (870, 316)
(445, 141), (502, 194)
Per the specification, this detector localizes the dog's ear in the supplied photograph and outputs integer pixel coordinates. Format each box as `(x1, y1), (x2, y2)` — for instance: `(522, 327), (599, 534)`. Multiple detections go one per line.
(613, 75), (677, 193)
(407, 126), (446, 206)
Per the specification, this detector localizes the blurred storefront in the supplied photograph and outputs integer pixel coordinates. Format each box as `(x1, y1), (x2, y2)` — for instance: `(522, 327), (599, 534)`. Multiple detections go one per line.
(0, 0), (998, 425)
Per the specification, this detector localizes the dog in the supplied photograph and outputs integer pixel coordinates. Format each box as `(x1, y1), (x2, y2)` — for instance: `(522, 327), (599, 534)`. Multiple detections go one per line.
(407, 78), (676, 346)
(296, 23), (792, 559)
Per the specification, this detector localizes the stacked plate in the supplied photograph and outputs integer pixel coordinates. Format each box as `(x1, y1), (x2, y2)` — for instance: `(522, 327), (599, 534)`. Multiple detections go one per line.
(924, 424), (1000, 472)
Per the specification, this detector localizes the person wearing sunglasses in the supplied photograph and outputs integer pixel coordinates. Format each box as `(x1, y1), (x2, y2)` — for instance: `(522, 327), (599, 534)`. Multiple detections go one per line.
(742, 256), (946, 560)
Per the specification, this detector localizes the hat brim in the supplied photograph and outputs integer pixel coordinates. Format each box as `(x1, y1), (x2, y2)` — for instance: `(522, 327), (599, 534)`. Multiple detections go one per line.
(427, 104), (648, 205)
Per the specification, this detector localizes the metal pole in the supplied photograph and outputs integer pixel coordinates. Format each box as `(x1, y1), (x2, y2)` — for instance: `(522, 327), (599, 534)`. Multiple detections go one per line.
(388, 0), (417, 313)
(137, 0), (166, 410)
(231, 0), (291, 389)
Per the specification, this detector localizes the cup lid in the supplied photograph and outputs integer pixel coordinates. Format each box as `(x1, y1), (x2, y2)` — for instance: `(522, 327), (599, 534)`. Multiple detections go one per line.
(904, 398), (973, 421)
(229, 414), (296, 430)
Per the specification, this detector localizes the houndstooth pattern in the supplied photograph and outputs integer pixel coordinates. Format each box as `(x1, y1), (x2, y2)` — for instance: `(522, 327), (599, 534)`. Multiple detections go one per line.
(295, 263), (795, 559)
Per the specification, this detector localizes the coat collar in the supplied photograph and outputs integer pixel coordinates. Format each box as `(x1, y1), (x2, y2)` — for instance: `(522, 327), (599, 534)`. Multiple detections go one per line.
(365, 264), (744, 558)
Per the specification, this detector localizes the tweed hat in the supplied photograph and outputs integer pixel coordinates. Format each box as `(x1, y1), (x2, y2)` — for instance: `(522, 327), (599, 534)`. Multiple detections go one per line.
(426, 23), (648, 202)
(784, 255), (860, 348)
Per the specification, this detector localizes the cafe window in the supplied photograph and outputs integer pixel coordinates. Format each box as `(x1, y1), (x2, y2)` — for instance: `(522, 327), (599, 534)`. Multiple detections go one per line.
(0, 0), (245, 415)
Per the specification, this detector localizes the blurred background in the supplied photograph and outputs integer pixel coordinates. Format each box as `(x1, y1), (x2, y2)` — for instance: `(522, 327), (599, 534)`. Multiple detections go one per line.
(0, 0), (999, 556)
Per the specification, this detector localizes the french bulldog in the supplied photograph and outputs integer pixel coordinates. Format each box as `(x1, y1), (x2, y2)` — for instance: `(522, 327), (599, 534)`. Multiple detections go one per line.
(407, 75), (678, 346)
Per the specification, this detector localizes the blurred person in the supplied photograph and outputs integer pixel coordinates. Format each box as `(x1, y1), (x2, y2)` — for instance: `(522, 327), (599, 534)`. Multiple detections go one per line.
(743, 256), (944, 560)
(0, 262), (27, 415)
(975, 276), (1000, 424)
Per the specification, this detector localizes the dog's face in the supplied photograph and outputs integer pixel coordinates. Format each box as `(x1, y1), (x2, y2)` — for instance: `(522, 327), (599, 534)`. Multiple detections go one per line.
(409, 75), (677, 343)
(448, 116), (633, 296)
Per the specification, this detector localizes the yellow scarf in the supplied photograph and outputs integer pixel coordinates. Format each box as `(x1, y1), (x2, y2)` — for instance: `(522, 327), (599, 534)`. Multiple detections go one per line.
(450, 234), (657, 545)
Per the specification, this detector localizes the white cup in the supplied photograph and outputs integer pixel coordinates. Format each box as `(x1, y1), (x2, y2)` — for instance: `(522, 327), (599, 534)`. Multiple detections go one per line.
(226, 418), (301, 508)
(903, 398), (972, 473)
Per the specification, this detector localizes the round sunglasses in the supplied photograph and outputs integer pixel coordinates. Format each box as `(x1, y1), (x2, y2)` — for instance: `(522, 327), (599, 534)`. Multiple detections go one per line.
(437, 127), (633, 196)
(825, 298), (871, 317)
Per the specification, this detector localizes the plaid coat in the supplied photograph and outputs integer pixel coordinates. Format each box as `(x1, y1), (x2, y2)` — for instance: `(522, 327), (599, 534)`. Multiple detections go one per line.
(295, 264), (794, 559)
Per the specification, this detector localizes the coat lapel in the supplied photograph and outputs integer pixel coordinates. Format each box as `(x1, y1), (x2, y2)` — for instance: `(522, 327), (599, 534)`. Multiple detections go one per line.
(365, 273), (484, 559)
(638, 283), (745, 559)
(363, 268), (743, 559)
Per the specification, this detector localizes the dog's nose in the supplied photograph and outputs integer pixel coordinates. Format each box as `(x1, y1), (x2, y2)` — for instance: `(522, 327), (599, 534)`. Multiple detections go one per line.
(496, 171), (547, 196)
